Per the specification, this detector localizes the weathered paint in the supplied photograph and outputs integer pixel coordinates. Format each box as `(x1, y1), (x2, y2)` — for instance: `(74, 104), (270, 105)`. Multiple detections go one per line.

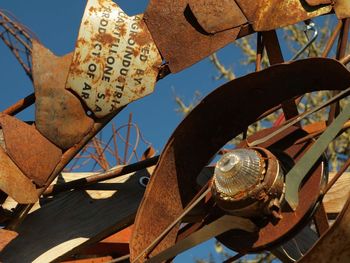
(32, 41), (94, 150)
(66, 0), (162, 118)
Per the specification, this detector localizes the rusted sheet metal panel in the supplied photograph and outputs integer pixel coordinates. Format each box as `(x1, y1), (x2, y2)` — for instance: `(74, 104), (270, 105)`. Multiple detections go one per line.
(299, 196), (350, 262)
(334, 0), (350, 19)
(235, 0), (331, 31)
(0, 229), (17, 251)
(66, 0), (162, 118)
(305, 0), (333, 6)
(144, 0), (242, 73)
(0, 146), (38, 204)
(32, 41), (94, 150)
(0, 114), (62, 186)
(188, 0), (247, 34)
(130, 58), (350, 261)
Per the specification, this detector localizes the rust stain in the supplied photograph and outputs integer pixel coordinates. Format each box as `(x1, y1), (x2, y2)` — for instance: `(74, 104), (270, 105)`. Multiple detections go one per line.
(32, 41), (94, 150)
(0, 114), (62, 186)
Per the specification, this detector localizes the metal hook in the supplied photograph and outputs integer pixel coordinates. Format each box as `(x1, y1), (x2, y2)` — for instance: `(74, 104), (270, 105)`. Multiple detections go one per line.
(291, 20), (318, 60)
(139, 176), (150, 187)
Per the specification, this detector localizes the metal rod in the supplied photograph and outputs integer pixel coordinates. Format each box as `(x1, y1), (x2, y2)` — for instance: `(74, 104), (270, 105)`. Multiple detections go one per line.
(123, 113), (132, 164)
(43, 155), (159, 196)
(2, 93), (35, 116)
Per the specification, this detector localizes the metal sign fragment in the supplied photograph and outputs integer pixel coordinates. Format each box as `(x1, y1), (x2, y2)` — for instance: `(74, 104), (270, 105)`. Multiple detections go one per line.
(66, 0), (162, 118)
(32, 41), (94, 150)
(0, 114), (62, 186)
(0, 146), (38, 204)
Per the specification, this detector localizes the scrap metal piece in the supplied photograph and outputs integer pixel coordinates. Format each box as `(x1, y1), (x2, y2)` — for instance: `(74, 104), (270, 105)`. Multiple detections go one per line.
(334, 0), (350, 19)
(0, 146), (38, 204)
(305, 0), (333, 6)
(188, 0), (247, 34)
(66, 0), (162, 118)
(130, 58), (350, 261)
(0, 229), (17, 251)
(32, 41), (94, 150)
(235, 0), (332, 31)
(299, 196), (350, 262)
(0, 114), (62, 187)
(144, 0), (242, 73)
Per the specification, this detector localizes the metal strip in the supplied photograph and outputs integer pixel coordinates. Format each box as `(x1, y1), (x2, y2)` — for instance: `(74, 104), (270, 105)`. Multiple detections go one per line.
(145, 216), (256, 263)
(285, 100), (350, 210)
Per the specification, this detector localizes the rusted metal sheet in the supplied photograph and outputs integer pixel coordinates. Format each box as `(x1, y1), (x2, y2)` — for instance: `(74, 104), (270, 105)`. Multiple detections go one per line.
(299, 196), (350, 262)
(0, 229), (17, 251)
(334, 0), (350, 19)
(66, 0), (162, 118)
(0, 146), (38, 204)
(0, 114), (62, 186)
(130, 58), (350, 261)
(305, 0), (333, 6)
(235, 0), (332, 31)
(32, 41), (94, 150)
(144, 0), (242, 73)
(188, 0), (247, 34)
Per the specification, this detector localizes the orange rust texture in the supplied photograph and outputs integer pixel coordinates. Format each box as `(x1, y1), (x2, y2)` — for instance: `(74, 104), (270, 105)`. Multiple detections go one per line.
(0, 229), (18, 252)
(334, 0), (350, 19)
(0, 146), (38, 204)
(235, 0), (332, 31)
(189, 0), (247, 34)
(32, 41), (94, 150)
(144, 0), (241, 72)
(305, 0), (333, 5)
(0, 114), (62, 186)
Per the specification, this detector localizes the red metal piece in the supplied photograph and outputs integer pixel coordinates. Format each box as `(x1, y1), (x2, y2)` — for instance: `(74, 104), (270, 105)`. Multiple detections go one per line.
(32, 41), (94, 150)
(130, 58), (350, 261)
(0, 114), (62, 186)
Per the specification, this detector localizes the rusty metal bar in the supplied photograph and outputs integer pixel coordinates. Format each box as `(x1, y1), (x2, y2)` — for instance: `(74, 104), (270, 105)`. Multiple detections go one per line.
(328, 18), (350, 124)
(313, 203), (330, 236)
(255, 32), (264, 72)
(123, 113), (133, 164)
(1, 93), (35, 116)
(43, 155), (159, 196)
(263, 30), (299, 121)
(322, 20), (343, 57)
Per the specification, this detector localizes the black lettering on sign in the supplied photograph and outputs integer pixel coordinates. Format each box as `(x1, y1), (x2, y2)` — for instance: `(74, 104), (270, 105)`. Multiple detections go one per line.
(95, 105), (102, 112)
(97, 92), (106, 99)
(134, 78), (142, 85)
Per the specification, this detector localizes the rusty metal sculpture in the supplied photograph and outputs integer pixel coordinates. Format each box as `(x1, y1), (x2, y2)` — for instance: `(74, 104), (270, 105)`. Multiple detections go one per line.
(1, 0), (350, 262)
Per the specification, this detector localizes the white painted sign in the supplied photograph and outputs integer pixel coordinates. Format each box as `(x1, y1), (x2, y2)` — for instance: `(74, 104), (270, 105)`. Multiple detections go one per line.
(66, 0), (162, 117)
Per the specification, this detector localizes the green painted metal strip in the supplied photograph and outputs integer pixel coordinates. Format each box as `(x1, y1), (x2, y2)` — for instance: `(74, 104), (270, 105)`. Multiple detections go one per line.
(285, 101), (350, 210)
